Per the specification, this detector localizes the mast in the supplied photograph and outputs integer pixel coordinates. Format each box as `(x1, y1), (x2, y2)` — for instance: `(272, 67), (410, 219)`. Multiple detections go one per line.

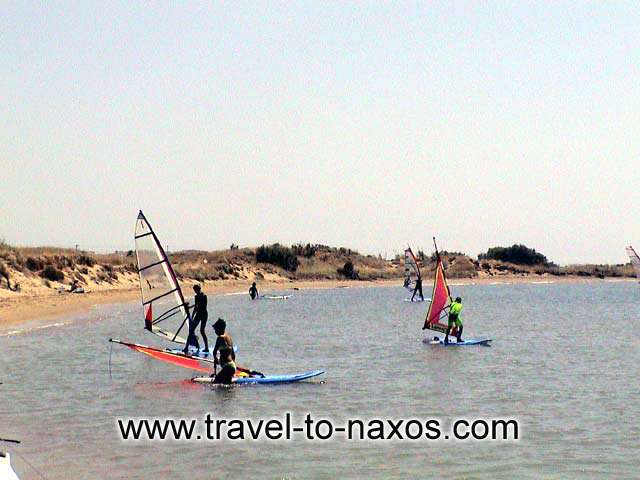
(432, 237), (451, 299)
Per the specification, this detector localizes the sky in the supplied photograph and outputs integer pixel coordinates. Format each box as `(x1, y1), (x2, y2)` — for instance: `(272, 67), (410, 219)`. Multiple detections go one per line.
(1, 2), (639, 264)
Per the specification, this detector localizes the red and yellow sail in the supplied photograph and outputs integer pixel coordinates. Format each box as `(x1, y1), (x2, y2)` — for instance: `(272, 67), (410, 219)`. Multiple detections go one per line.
(111, 339), (256, 377)
(422, 254), (455, 335)
(113, 339), (213, 373)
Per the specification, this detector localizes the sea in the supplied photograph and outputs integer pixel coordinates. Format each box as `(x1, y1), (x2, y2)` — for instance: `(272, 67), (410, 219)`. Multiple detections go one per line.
(1, 282), (639, 479)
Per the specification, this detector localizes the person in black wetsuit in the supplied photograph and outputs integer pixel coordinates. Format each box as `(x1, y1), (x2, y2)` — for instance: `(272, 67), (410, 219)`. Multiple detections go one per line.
(211, 318), (236, 384)
(411, 275), (424, 302)
(249, 282), (259, 300)
(183, 285), (208, 354)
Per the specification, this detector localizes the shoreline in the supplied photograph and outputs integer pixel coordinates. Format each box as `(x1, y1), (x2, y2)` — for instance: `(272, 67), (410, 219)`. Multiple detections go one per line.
(0, 275), (635, 331)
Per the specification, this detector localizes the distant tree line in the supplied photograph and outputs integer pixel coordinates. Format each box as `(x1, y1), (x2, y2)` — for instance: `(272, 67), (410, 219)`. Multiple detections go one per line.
(430, 250), (467, 261)
(256, 244), (299, 272)
(478, 244), (549, 266)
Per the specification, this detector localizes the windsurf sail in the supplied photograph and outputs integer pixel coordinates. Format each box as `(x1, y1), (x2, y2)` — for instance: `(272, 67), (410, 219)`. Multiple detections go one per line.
(422, 238), (456, 335)
(109, 339), (263, 377)
(0, 452), (19, 480)
(626, 246), (640, 279)
(110, 339), (213, 373)
(135, 210), (190, 344)
(0, 439), (20, 480)
(404, 247), (421, 292)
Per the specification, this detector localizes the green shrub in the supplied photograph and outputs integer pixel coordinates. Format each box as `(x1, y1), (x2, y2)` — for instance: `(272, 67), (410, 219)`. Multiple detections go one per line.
(479, 244), (549, 266)
(337, 260), (359, 280)
(0, 262), (9, 288)
(338, 247), (359, 256)
(256, 244), (299, 272)
(430, 250), (467, 261)
(25, 257), (44, 271)
(41, 265), (64, 282)
(77, 255), (96, 267)
(291, 243), (330, 258)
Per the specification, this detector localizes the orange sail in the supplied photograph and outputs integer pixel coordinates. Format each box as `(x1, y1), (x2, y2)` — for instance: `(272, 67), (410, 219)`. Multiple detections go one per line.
(111, 339), (213, 373)
(422, 246), (455, 335)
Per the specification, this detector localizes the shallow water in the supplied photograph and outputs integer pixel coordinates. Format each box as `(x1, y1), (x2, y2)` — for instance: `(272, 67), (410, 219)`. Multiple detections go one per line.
(1, 282), (639, 479)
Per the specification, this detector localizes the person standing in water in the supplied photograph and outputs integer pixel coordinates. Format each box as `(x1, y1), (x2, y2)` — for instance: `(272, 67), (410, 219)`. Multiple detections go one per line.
(249, 282), (259, 300)
(211, 318), (236, 384)
(193, 285), (209, 352)
(444, 296), (463, 344)
(411, 275), (424, 302)
(183, 285), (208, 354)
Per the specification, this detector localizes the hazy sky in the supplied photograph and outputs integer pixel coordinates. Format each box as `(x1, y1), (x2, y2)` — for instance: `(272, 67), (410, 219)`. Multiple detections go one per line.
(1, 2), (638, 264)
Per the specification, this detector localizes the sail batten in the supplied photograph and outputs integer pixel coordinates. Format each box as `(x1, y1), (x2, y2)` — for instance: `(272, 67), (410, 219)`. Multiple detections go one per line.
(135, 211), (190, 345)
(134, 232), (154, 240)
(139, 259), (167, 272)
(142, 287), (181, 307)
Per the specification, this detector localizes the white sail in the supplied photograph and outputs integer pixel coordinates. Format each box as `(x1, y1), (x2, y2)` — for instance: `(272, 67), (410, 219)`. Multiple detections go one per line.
(0, 453), (20, 480)
(135, 211), (190, 344)
(626, 246), (640, 279)
(404, 247), (421, 293)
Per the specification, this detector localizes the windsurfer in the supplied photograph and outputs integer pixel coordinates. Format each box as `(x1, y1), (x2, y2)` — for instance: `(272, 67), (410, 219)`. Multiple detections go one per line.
(211, 318), (236, 384)
(444, 296), (463, 344)
(411, 275), (424, 302)
(194, 285), (208, 352)
(249, 282), (259, 300)
(184, 285), (208, 354)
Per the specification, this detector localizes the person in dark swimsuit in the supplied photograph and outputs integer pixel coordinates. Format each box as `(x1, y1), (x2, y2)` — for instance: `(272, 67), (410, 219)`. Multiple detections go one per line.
(193, 285), (209, 352)
(411, 275), (424, 302)
(249, 282), (259, 300)
(183, 285), (207, 354)
(211, 318), (236, 384)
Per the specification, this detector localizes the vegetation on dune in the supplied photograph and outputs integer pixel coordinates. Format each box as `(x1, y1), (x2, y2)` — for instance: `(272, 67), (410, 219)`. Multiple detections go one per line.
(337, 260), (360, 280)
(256, 244), (300, 272)
(41, 265), (65, 282)
(291, 243), (327, 258)
(478, 244), (549, 266)
(0, 239), (137, 291)
(0, 262), (17, 291)
(429, 250), (467, 261)
(0, 236), (636, 294)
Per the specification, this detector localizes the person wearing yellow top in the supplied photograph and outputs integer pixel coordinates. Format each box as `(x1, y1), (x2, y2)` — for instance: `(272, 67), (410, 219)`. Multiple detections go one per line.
(445, 297), (463, 344)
